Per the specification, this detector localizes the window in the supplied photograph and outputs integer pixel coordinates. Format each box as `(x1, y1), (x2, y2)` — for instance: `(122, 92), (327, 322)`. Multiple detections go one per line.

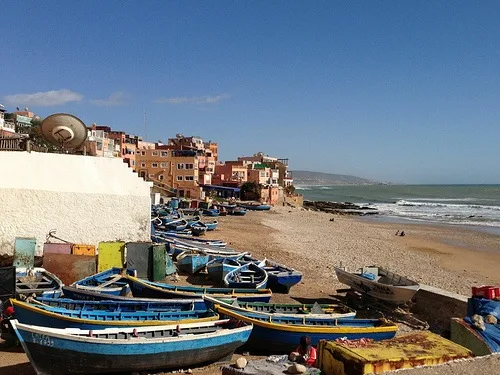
(131, 161), (135, 166)
(186, 163), (194, 169)
(185, 176), (194, 181)
(152, 163), (158, 168)
(152, 151), (159, 156)
(161, 151), (168, 157)
(141, 151), (146, 156)
(159, 175), (164, 181)
(160, 162), (167, 168)
(177, 176), (183, 181)
(177, 164), (184, 169)
(141, 162), (146, 168)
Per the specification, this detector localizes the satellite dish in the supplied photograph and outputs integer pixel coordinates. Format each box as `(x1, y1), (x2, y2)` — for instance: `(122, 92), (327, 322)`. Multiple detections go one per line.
(40, 113), (88, 149)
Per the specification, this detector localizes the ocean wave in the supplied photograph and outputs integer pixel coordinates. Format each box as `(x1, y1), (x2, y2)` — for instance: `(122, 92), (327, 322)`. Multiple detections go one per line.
(395, 200), (500, 211)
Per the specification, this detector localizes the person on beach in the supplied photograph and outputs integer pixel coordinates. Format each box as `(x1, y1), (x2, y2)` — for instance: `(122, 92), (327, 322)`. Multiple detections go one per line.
(289, 335), (317, 367)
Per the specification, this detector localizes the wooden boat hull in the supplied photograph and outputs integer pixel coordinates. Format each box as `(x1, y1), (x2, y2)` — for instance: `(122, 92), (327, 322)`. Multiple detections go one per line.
(11, 299), (218, 330)
(61, 286), (208, 306)
(224, 263), (268, 289)
(16, 267), (63, 298)
(72, 268), (136, 296)
(261, 260), (302, 293)
(334, 266), (420, 305)
(204, 296), (357, 319)
(126, 276), (272, 303)
(177, 253), (211, 274)
(237, 204), (271, 211)
(216, 305), (397, 353)
(36, 297), (208, 312)
(11, 319), (252, 375)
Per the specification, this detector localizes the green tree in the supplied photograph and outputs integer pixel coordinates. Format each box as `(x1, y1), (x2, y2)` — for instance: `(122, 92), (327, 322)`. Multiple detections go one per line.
(29, 117), (58, 152)
(284, 184), (296, 196)
(240, 181), (260, 200)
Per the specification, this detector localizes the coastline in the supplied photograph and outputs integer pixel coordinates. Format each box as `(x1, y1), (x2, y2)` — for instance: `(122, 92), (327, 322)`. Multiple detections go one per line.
(212, 205), (500, 298)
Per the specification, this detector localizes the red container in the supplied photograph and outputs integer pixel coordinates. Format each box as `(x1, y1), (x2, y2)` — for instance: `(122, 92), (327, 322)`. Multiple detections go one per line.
(472, 286), (500, 300)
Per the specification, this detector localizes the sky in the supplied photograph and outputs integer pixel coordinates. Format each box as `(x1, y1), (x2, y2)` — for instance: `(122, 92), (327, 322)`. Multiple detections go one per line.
(1, 1), (499, 184)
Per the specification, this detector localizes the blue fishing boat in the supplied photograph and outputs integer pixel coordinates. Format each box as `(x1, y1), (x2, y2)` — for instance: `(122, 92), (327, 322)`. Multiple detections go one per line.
(203, 296), (357, 319)
(228, 207), (247, 216)
(215, 304), (397, 353)
(207, 258), (242, 282)
(10, 298), (218, 329)
(163, 218), (189, 231)
(203, 219), (218, 231)
(11, 318), (253, 375)
(126, 275), (272, 302)
(176, 251), (211, 274)
(61, 285), (207, 305)
(16, 267), (63, 298)
(189, 221), (208, 236)
(259, 259), (303, 293)
(201, 208), (220, 217)
(237, 203), (271, 211)
(36, 296), (208, 312)
(224, 263), (268, 289)
(72, 268), (136, 296)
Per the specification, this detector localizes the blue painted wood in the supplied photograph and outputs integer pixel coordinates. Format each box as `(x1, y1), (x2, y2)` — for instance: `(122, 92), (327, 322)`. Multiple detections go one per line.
(216, 306), (397, 353)
(72, 268), (136, 295)
(11, 299), (216, 329)
(36, 297), (208, 312)
(13, 238), (36, 268)
(126, 276), (272, 303)
(224, 263), (268, 289)
(11, 319), (252, 374)
(16, 267), (63, 298)
(177, 253), (211, 274)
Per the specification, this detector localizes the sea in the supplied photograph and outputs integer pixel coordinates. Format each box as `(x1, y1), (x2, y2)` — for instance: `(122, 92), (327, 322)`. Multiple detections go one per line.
(296, 184), (500, 235)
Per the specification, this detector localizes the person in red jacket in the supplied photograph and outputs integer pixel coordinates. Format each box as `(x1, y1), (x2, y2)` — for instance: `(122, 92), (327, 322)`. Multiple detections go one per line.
(290, 335), (317, 367)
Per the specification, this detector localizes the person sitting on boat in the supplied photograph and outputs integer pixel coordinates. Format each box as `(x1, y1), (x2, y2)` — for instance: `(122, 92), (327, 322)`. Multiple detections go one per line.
(289, 335), (317, 367)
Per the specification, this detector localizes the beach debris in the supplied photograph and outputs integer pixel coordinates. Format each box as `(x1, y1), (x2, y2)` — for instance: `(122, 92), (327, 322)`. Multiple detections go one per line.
(288, 363), (307, 374)
(335, 337), (374, 348)
(235, 357), (247, 369)
(471, 314), (486, 331)
(485, 314), (498, 325)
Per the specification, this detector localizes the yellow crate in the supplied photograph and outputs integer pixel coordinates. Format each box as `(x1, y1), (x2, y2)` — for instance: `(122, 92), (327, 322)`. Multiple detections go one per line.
(72, 244), (96, 256)
(317, 331), (472, 375)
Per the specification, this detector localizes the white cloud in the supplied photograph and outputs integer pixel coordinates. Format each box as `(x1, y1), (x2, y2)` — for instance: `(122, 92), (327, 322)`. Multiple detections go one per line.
(89, 91), (129, 107)
(154, 93), (231, 105)
(3, 89), (83, 107)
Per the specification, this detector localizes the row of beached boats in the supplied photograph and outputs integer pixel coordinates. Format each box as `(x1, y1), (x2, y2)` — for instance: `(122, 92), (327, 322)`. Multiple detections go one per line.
(5, 264), (405, 375)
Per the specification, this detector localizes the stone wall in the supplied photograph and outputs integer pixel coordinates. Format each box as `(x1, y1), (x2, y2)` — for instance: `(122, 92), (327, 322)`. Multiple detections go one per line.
(0, 151), (152, 256)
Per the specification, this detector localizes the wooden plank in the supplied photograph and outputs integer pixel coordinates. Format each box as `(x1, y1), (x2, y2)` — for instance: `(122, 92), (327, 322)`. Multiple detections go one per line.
(43, 253), (96, 286)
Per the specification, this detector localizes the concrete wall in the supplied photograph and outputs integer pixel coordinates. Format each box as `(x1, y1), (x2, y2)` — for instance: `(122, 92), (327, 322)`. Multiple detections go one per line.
(0, 151), (152, 256)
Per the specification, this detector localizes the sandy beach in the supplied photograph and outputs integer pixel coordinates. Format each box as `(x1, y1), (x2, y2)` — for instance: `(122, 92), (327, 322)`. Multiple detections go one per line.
(2, 205), (500, 375)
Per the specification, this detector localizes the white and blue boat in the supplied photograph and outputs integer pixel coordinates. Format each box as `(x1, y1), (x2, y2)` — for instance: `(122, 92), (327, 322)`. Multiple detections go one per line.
(71, 268), (136, 296)
(260, 259), (303, 293)
(224, 263), (268, 289)
(215, 304), (397, 353)
(35, 296), (208, 312)
(10, 298), (218, 330)
(126, 275), (272, 302)
(16, 267), (63, 298)
(11, 318), (253, 375)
